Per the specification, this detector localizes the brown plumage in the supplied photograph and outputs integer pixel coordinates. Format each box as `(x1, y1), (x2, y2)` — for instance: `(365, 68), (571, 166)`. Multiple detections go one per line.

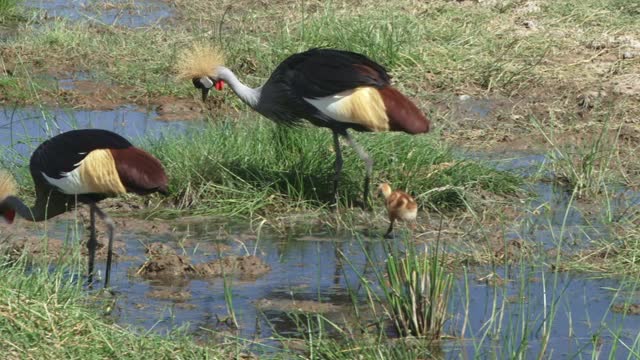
(0, 129), (169, 288)
(377, 183), (418, 238)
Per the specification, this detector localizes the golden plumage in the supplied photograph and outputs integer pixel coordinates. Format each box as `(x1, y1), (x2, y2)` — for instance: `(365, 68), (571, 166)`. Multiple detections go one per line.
(377, 183), (417, 237)
(175, 44), (225, 80)
(338, 87), (389, 131)
(0, 170), (17, 201)
(79, 150), (127, 195)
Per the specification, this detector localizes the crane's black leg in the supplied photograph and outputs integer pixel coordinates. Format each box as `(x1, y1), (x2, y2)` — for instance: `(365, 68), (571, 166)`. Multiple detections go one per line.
(343, 131), (373, 209)
(331, 130), (343, 208)
(384, 219), (395, 239)
(93, 205), (116, 288)
(87, 204), (98, 287)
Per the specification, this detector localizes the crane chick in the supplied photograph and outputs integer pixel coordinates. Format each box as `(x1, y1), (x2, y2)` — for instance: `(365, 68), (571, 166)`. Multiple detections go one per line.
(377, 183), (417, 238)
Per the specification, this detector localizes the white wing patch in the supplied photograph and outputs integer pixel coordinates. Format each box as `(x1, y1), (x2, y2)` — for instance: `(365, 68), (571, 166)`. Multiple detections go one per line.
(42, 149), (126, 196)
(42, 159), (92, 195)
(303, 87), (389, 131)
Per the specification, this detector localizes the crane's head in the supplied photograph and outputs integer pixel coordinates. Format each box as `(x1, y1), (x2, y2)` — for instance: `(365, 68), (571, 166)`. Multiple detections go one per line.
(376, 183), (392, 199)
(0, 170), (17, 224)
(175, 44), (225, 102)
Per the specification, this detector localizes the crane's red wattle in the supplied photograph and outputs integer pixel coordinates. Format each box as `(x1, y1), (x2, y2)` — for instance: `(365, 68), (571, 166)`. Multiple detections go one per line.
(3, 209), (15, 224)
(215, 80), (225, 91)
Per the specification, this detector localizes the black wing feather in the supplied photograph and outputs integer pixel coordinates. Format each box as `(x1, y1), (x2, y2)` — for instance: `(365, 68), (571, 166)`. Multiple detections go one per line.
(30, 129), (132, 180)
(256, 48), (391, 127)
(269, 48), (391, 99)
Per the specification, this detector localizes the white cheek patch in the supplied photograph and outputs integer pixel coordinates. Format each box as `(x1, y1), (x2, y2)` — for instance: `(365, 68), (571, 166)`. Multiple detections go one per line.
(42, 159), (92, 195)
(200, 77), (214, 89)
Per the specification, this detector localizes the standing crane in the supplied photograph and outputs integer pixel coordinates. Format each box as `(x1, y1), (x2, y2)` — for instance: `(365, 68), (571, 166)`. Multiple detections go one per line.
(177, 46), (430, 207)
(0, 129), (168, 288)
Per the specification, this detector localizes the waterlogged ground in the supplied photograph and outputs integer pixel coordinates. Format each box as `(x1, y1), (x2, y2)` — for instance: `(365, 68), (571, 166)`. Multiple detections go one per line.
(3, 148), (640, 358)
(0, 106), (194, 158)
(3, 0), (640, 356)
(25, 0), (173, 27)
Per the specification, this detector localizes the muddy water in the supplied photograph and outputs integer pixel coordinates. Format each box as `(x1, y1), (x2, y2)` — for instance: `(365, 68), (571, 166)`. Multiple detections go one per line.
(30, 209), (638, 358)
(0, 106), (193, 159)
(3, 113), (639, 357)
(477, 151), (640, 250)
(25, 0), (172, 27)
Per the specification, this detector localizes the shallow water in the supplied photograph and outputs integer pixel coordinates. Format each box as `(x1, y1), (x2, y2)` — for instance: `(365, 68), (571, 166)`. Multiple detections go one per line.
(473, 150), (640, 250)
(4, 117), (640, 356)
(0, 106), (193, 159)
(25, 0), (172, 27)
(29, 212), (638, 358)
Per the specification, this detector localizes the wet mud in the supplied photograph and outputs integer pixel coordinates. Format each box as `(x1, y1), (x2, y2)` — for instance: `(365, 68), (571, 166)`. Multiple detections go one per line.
(611, 303), (640, 315)
(136, 242), (271, 280)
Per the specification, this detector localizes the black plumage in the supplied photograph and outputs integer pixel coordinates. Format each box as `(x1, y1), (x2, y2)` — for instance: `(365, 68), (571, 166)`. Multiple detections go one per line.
(189, 47), (430, 207)
(0, 129), (168, 288)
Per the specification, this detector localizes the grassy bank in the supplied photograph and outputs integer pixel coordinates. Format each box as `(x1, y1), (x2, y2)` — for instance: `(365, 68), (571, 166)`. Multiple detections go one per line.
(0, 113), (521, 218)
(144, 116), (521, 217)
(0, 256), (233, 358)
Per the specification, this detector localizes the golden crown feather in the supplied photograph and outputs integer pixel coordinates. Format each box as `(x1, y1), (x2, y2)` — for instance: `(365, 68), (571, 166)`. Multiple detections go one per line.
(175, 44), (225, 80)
(0, 170), (17, 201)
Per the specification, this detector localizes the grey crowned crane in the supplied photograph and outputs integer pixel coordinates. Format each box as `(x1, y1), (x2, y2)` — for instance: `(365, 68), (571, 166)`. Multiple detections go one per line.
(177, 46), (431, 207)
(0, 129), (168, 288)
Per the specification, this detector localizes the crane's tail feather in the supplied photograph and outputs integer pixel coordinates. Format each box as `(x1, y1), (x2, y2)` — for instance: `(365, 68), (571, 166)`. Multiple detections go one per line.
(0, 170), (17, 201)
(175, 44), (225, 80)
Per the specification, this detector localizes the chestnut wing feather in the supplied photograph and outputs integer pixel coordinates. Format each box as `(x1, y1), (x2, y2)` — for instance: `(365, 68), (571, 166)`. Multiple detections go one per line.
(110, 147), (168, 195)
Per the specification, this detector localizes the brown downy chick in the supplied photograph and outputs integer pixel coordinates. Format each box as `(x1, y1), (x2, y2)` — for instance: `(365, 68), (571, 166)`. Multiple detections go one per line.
(377, 183), (417, 238)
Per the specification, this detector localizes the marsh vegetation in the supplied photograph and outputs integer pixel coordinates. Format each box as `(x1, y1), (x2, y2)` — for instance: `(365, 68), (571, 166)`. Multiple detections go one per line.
(1, 0), (640, 358)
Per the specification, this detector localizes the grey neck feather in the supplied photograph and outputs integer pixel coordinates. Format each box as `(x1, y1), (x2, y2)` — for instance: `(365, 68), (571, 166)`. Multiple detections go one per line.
(4, 196), (44, 221)
(4, 195), (68, 222)
(217, 67), (262, 108)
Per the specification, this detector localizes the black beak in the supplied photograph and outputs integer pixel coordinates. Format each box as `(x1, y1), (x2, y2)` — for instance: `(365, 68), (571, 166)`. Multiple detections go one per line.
(201, 88), (210, 102)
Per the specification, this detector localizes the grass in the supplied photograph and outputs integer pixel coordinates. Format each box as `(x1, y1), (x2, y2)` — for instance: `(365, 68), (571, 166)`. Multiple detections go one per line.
(376, 237), (452, 338)
(2, 0), (640, 358)
(0, 0), (21, 21)
(0, 256), (234, 359)
(141, 115), (521, 217)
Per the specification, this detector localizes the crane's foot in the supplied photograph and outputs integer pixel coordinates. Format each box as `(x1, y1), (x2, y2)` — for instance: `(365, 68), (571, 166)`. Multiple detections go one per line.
(384, 232), (395, 239)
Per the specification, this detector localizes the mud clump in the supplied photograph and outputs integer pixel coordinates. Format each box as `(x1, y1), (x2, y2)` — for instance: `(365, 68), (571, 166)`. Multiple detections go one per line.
(3, 236), (66, 261)
(494, 239), (533, 262)
(146, 289), (192, 302)
(255, 298), (341, 314)
(2, 235), (124, 261)
(137, 243), (196, 279)
(611, 303), (640, 315)
(195, 255), (271, 279)
(136, 243), (271, 280)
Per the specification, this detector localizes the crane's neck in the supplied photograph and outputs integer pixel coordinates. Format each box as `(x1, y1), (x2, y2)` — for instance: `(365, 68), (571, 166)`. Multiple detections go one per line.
(217, 67), (262, 108)
(3, 195), (66, 222)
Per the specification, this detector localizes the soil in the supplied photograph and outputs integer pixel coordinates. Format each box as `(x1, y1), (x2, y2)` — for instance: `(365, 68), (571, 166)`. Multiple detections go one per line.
(610, 303), (640, 315)
(195, 255), (271, 279)
(136, 242), (271, 280)
(146, 288), (192, 302)
(1, 233), (126, 262)
(254, 298), (342, 314)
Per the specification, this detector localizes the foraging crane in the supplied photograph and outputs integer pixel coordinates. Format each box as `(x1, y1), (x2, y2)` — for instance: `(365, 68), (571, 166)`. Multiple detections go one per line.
(177, 46), (430, 207)
(377, 183), (417, 238)
(0, 129), (168, 288)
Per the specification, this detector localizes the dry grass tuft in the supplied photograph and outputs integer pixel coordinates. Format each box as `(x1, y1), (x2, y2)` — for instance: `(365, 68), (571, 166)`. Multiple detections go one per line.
(0, 170), (17, 201)
(175, 43), (225, 80)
